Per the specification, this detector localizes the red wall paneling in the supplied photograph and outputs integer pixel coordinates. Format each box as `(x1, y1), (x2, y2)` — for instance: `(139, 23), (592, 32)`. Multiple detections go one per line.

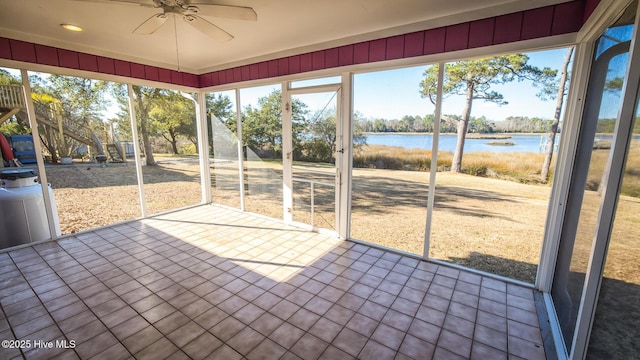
(369, 38), (386, 62)
(521, 6), (554, 40)
(225, 69), (234, 84)
(468, 18), (495, 49)
(258, 61), (269, 79)
(170, 70), (183, 85)
(233, 67), (242, 83)
(338, 45), (354, 66)
(312, 50), (325, 70)
(300, 53), (313, 72)
(158, 68), (172, 84)
(241, 65), (251, 82)
(78, 53), (99, 72)
(58, 49), (80, 69)
(114, 60), (131, 77)
(184, 73), (198, 87)
(404, 31), (424, 58)
(353, 42), (369, 64)
(288, 55), (301, 75)
(423, 27), (446, 55)
(444, 23), (469, 52)
(9, 40), (37, 63)
(325, 47), (339, 68)
(0, 38), (11, 59)
(493, 12), (523, 44)
(144, 65), (159, 81)
(552, 1), (585, 35)
(96, 57), (115, 75)
(386, 35), (405, 60)
(278, 58), (289, 76)
(130, 63), (145, 79)
(268, 59), (279, 77)
(34, 45), (59, 67)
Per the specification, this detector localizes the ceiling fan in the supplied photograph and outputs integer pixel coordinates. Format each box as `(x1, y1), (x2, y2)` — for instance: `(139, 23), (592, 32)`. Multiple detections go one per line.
(76, 0), (257, 41)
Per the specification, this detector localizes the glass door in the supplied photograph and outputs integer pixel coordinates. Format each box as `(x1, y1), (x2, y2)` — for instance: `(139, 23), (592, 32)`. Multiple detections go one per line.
(550, 6), (636, 357)
(285, 84), (341, 232)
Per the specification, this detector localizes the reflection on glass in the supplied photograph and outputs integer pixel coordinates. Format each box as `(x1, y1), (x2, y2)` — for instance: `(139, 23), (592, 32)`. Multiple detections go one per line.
(240, 85), (283, 219)
(587, 97), (640, 359)
(552, 24), (632, 348)
(291, 91), (337, 230)
(208, 91), (241, 209)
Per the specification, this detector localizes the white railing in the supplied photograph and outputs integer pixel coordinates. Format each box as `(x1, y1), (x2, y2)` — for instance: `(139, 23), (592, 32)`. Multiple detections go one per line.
(0, 85), (25, 109)
(291, 176), (334, 228)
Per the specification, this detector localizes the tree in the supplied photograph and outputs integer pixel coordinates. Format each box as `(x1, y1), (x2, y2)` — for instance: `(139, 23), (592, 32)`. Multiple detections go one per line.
(0, 69), (21, 85)
(207, 93), (235, 127)
(541, 47), (574, 182)
(242, 90), (307, 158)
(206, 93), (236, 155)
(301, 108), (367, 163)
(150, 91), (196, 154)
(468, 116), (494, 133)
(420, 55), (557, 172)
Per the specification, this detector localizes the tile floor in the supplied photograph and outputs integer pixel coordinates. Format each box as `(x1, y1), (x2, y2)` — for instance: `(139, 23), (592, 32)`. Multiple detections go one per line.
(0, 205), (548, 360)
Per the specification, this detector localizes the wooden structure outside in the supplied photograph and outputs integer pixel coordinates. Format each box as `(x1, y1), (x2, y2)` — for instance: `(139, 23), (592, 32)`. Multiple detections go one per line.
(0, 84), (126, 164)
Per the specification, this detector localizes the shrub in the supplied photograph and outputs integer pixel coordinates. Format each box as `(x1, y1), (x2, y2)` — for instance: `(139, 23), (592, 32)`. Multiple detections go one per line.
(353, 144), (556, 184)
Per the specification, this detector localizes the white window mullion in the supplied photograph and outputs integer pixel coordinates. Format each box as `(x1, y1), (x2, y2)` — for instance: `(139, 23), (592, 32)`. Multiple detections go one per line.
(339, 72), (353, 240)
(282, 82), (293, 223)
(20, 69), (60, 239)
(423, 62), (445, 260)
(126, 84), (147, 218)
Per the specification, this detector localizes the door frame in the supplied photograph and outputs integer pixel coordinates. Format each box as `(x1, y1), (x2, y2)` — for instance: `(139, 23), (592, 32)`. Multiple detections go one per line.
(282, 81), (343, 235)
(541, 1), (640, 358)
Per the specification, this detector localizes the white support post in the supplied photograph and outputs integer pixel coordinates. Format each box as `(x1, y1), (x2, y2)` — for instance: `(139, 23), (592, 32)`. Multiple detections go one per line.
(195, 92), (212, 204)
(536, 42), (593, 292)
(339, 73), (353, 240)
(20, 69), (59, 240)
(282, 82), (293, 223)
(235, 89), (246, 211)
(424, 62), (445, 259)
(127, 84), (146, 217)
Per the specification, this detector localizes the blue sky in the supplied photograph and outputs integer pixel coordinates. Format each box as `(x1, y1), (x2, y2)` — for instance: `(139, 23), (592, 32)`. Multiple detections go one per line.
(4, 46), (575, 122)
(353, 47), (573, 122)
(232, 47), (575, 122)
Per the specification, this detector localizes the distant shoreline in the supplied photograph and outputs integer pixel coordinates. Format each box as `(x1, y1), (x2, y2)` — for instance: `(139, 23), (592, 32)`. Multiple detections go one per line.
(363, 132), (550, 137)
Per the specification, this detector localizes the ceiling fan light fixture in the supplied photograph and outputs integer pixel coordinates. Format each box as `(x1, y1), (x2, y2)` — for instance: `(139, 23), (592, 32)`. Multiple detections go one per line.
(61, 24), (84, 32)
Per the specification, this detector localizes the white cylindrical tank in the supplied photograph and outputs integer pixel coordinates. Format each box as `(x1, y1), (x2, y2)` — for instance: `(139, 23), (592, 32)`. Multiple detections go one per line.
(0, 169), (61, 249)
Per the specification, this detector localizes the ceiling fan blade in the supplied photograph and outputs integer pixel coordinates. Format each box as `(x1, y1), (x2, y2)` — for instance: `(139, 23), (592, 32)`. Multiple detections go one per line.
(72, 0), (157, 6)
(184, 15), (233, 42)
(188, 4), (257, 21)
(133, 13), (168, 34)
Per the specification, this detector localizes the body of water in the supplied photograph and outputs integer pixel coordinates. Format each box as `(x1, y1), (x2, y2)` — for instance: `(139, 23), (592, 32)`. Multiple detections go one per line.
(365, 133), (556, 153)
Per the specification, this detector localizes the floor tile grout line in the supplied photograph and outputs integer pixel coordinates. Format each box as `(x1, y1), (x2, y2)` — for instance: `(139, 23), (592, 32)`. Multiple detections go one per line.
(2, 206), (548, 360)
(6, 245), (85, 360)
(62, 224), (235, 359)
(78, 225), (238, 358)
(0, 266), (28, 360)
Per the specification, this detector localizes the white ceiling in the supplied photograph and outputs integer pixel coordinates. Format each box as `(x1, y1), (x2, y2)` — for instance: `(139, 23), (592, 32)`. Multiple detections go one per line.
(0, 0), (572, 74)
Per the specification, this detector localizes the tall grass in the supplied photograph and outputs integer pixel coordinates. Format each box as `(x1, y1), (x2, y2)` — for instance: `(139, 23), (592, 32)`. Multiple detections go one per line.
(354, 142), (640, 194)
(353, 145), (553, 184)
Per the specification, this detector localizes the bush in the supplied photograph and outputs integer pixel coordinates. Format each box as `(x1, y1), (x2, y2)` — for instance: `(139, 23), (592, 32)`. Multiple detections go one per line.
(353, 145), (556, 184)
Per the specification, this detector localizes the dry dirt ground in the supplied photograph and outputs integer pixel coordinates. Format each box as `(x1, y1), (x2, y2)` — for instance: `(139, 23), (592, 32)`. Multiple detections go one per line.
(38, 156), (639, 285)
(42, 156), (202, 234)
